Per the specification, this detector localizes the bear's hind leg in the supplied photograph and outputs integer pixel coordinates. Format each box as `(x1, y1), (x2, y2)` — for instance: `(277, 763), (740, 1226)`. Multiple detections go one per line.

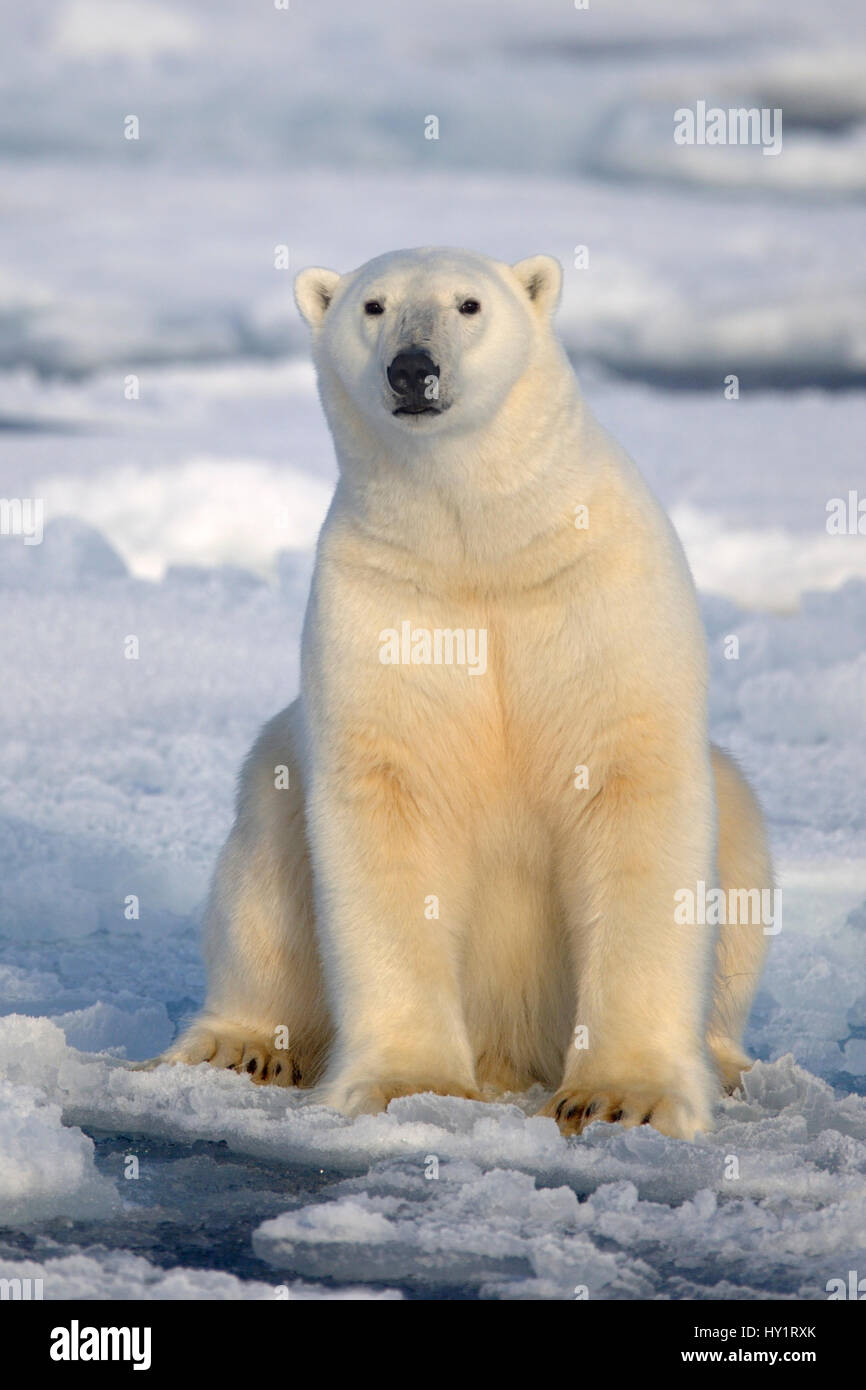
(155, 701), (333, 1087)
(707, 745), (773, 1094)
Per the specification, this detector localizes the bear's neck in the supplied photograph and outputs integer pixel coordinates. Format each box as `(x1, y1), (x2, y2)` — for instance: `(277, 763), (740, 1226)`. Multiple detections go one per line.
(321, 359), (615, 587)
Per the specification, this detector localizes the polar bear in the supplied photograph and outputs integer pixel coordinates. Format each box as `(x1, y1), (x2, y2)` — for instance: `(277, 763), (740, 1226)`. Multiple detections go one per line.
(158, 247), (772, 1139)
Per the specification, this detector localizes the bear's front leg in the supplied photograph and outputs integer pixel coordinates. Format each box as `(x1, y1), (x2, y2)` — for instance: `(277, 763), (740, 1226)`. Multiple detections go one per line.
(543, 756), (717, 1140)
(305, 755), (479, 1117)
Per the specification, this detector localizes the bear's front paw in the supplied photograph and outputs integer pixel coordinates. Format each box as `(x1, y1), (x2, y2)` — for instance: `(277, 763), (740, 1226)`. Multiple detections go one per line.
(152, 1022), (307, 1088)
(541, 1082), (709, 1141)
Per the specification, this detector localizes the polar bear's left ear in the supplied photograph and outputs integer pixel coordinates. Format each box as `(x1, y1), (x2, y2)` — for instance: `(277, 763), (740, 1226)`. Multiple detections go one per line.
(511, 255), (563, 318)
(294, 267), (342, 328)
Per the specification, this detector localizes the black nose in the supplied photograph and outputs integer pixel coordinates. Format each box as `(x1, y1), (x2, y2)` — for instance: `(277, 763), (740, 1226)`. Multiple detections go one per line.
(387, 349), (440, 409)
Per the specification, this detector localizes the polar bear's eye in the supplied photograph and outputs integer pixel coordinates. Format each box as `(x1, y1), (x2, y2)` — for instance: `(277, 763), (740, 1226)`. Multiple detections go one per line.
(459, 299), (481, 315)
(364, 300), (384, 316)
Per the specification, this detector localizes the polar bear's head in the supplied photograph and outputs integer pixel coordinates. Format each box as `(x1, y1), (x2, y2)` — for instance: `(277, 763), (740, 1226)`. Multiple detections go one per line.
(294, 247), (563, 441)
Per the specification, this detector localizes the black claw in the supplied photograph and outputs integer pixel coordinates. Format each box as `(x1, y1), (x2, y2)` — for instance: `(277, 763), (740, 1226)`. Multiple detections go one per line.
(291, 1061), (302, 1086)
(585, 1101), (600, 1119)
(273, 1062), (283, 1077)
(641, 1111), (653, 1124)
(610, 1108), (624, 1123)
(565, 1105), (584, 1123)
(246, 1058), (258, 1074)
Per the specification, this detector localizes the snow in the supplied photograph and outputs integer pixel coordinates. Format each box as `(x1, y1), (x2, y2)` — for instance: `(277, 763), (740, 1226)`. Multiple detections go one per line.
(2, 165), (865, 393)
(671, 507), (866, 612)
(0, 1076), (117, 1225)
(0, 1249), (401, 1300)
(35, 457), (332, 580)
(0, 0), (863, 1300)
(0, 1018), (863, 1298)
(50, 1), (202, 63)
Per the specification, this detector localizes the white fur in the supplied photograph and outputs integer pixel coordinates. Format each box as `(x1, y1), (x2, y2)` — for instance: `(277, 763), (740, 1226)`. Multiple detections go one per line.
(159, 247), (772, 1138)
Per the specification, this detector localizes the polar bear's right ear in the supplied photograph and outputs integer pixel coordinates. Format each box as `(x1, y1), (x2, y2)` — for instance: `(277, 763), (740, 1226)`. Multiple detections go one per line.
(294, 267), (342, 328)
(511, 255), (563, 318)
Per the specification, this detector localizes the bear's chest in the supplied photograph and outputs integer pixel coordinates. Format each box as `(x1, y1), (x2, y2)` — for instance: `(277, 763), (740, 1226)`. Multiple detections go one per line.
(363, 592), (613, 785)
